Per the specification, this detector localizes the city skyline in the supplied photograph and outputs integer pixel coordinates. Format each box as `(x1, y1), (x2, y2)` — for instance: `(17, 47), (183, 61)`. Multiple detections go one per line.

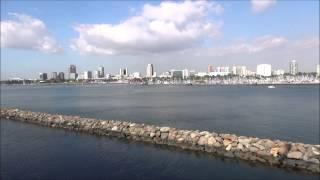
(1, 0), (319, 80)
(33, 61), (319, 81)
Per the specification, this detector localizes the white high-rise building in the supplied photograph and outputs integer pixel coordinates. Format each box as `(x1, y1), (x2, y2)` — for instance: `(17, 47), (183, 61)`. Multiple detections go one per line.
(182, 69), (189, 79)
(51, 72), (58, 80)
(290, 60), (298, 75)
(232, 66), (237, 75)
(119, 68), (128, 77)
(257, 64), (272, 77)
(240, 66), (247, 76)
(233, 66), (247, 76)
(119, 68), (123, 76)
(146, 64), (154, 78)
(93, 70), (99, 79)
(84, 71), (92, 80)
(317, 64), (320, 77)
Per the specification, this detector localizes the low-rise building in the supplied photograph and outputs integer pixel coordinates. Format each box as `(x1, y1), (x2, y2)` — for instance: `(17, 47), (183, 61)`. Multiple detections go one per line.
(257, 64), (272, 77)
(39, 73), (48, 81)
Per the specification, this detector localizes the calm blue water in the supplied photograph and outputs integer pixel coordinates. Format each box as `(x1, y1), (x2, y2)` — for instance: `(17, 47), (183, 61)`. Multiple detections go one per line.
(1, 84), (319, 179)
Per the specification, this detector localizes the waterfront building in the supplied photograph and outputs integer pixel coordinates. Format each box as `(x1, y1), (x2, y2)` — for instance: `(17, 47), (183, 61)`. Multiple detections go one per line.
(98, 66), (105, 78)
(290, 60), (298, 75)
(78, 74), (84, 80)
(232, 66), (246, 76)
(93, 70), (99, 79)
(159, 71), (171, 78)
(171, 69), (183, 79)
(39, 73), (48, 81)
(210, 66), (230, 76)
(257, 64), (272, 77)
(119, 68), (122, 76)
(152, 72), (157, 78)
(232, 66), (237, 75)
(68, 65), (77, 80)
(208, 64), (213, 73)
(124, 68), (128, 77)
(182, 69), (189, 79)
(119, 68), (128, 77)
(237, 66), (247, 76)
(58, 72), (65, 81)
(132, 72), (141, 78)
(69, 65), (76, 74)
(246, 70), (256, 76)
(84, 71), (92, 80)
(189, 70), (196, 77)
(51, 72), (58, 80)
(105, 74), (111, 79)
(69, 73), (77, 80)
(146, 64), (154, 78)
(196, 72), (208, 77)
(272, 69), (285, 76)
(317, 65), (320, 77)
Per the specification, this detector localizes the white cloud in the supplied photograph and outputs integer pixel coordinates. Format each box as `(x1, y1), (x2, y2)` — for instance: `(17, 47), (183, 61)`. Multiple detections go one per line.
(293, 37), (319, 49)
(71, 1), (223, 55)
(1, 13), (62, 53)
(193, 35), (287, 56)
(251, 0), (276, 13)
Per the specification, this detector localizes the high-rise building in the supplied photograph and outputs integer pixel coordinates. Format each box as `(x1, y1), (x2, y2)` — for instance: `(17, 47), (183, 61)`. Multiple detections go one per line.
(69, 65), (77, 80)
(232, 66), (237, 75)
(119, 68), (123, 76)
(119, 68), (128, 77)
(69, 65), (76, 74)
(39, 73), (48, 81)
(208, 64), (213, 73)
(51, 72), (58, 80)
(182, 69), (189, 79)
(124, 68), (128, 76)
(84, 71), (92, 80)
(235, 66), (247, 76)
(317, 64), (320, 77)
(146, 64), (154, 78)
(58, 72), (65, 81)
(93, 70), (99, 79)
(290, 60), (298, 75)
(257, 64), (272, 77)
(98, 66), (104, 78)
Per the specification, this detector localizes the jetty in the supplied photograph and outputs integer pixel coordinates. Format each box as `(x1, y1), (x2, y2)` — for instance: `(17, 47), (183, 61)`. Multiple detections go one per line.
(1, 107), (319, 174)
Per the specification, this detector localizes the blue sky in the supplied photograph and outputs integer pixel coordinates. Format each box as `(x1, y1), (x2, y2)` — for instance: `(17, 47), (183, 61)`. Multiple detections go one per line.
(1, 0), (319, 79)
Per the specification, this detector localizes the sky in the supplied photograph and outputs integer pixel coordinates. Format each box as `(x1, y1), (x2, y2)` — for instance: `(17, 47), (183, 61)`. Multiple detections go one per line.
(1, 0), (319, 80)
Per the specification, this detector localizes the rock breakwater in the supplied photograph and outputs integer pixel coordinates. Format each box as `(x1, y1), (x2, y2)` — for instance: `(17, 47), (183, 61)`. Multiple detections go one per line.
(1, 107), (319, 173)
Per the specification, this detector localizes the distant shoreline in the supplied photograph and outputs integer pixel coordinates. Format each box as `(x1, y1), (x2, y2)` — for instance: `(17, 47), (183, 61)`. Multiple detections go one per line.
(1, 82), (319, 86)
